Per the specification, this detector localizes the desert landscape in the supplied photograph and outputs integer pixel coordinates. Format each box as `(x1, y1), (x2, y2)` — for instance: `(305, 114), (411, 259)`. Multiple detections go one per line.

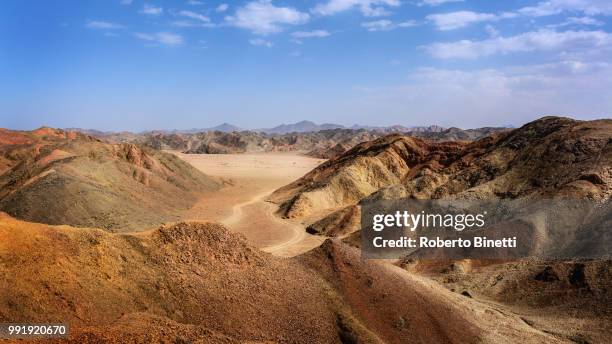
(176, 151), (327, 256)
(0, 116), (610, 343)
(3, 0), (612, 342)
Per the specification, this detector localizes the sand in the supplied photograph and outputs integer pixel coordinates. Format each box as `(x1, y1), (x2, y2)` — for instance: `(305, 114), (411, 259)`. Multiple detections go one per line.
(173, 151), (327, 257)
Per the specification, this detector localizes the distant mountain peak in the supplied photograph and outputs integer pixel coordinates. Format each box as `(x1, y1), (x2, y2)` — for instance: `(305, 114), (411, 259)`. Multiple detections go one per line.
(296, 120), (315, 125)
(260, 121), (344, 134)
(210, 123), (241, 132)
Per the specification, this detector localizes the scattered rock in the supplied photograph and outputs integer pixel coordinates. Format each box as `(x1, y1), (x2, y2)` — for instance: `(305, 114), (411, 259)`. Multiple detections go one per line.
(534, 266), (560, 282)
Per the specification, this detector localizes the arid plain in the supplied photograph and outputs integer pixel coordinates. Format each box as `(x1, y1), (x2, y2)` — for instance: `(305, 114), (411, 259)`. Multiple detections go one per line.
(176, 151), (327, 256)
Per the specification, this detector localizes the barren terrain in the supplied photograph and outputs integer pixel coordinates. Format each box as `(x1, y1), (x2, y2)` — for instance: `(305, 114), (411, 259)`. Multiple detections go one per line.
(175, 151), (327, 256)
(0, 119), (609, 343)
(0, 128), (220, 231)
(0, 214), (580, 344)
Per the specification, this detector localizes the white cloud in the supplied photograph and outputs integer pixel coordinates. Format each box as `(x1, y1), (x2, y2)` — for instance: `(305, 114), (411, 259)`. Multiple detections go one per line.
(225, 0), (309, 35)
(519, 0), (612, 17)
(120, 0), (133, 5)
(552, 16), (606, 28)
(140, 4), (163, 16)
(419, 0), (463, 6)
(426, 2), (610, 31)
(364, 7), (392, 17)
(178, 10), (210, 22)
(291, 30), (331, 38)
(426, 11), (515, 31)
(485, 24), (500, 38)
(187, 0), (204, 5)
(312, 0), (400, 17)
(424, 29), (612, 59)
(353, 61), (612, 127)
(426, 2), (611, 31)
(170, 20), (215, 28)
(566, 16), (605, 25)
(134, 32), (184, 45)
(398, 20), (418, 27)
(362, 19), (393, 31)
(86, 20), (124, 30)
(361, 19), (417, 31)
(249, 38), (274, 47)
(217, 4), (229, 12)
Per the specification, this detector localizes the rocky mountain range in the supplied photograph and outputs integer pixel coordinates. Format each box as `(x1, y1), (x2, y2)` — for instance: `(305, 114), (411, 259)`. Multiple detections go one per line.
(265, 116), (612, 343)
(270, 116), (611, 238)
(123, 125), (509, 159)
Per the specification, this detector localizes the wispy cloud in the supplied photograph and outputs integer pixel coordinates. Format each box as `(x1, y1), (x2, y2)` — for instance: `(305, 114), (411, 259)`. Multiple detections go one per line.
(485, 24), (500, 38)
(249, 38), (274, 47)
(120, 0), (133, 5)
(355, 60), (612, 127)
(177, 10), (210, 22)
(426, 2), (610, 31)
(225, 0), (309, 35)
(426, 11), (515, 31)
(362, 19), (393, 31)
(398, 20), (418, 27)
(134, 32), (183, 46)
(551, 16), (605, 28)
(291, 30), (331, 38)
(86, 20), (124, 30)
(519, 0), (612, 17)
(361, 19), (417, 31)
(216, 4), (229, 12)
(312, 0), (400, 17)
(187, 0), (204, 5)
(140, 4), (163, 16)
(170, 20), (216, 28)
(419, 0), (463, 6)
(424, 29), (612, 59)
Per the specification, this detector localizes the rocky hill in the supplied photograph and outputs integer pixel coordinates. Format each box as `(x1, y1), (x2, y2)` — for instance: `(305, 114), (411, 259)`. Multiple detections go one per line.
(0, 128), (220, 231)
(0, 214), (577, 343)
(270, 117), (611, 236)
(0, 216), (341, 342)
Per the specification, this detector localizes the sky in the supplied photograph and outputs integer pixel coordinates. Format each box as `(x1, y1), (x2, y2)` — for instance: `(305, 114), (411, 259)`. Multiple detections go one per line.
(1, 0), (611, 131)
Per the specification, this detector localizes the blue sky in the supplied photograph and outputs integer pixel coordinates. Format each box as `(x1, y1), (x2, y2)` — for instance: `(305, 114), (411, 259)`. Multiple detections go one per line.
(1, 0), (611, 131)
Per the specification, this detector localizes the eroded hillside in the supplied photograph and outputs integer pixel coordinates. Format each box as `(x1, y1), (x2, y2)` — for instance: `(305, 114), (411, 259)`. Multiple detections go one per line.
(0, 214), (578, 343)
(0, 128), (219, 231)
(270, 117), (611, 236)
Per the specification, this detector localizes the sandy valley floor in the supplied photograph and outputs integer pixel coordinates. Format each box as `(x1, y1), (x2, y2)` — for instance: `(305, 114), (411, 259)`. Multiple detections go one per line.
(173, 151), (327, 257)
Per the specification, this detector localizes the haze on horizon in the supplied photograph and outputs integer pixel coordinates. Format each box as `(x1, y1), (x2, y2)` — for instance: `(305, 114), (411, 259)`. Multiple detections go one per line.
(1, 0), (612, 132)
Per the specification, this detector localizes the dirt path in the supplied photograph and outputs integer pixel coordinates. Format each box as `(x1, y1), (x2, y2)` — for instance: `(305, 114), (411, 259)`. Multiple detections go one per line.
(221, 191), (323, 256)
(172, 151), (326, 257)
